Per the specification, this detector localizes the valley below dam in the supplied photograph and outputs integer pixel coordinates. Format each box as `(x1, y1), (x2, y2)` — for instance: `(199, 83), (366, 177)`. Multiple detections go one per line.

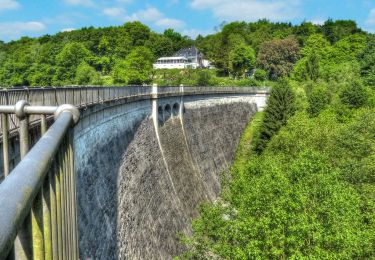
(73, 94), (264, 259)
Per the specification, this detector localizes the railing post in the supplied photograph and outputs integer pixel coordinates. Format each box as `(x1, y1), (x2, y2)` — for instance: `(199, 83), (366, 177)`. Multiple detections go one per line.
(69, 131), (78, 259)
(2, 114), (9, 177)
(49, 161), (59, 260)
(14, 100), (32, 259)
(40, 115), (53, 260)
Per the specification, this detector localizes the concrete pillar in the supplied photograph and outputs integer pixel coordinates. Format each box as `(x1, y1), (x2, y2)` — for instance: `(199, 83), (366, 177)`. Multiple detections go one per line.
(152, 84), (159, 129)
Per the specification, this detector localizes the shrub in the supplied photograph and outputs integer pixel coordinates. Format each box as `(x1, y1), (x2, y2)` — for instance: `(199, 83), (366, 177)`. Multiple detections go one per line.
(340, 81), (368, 108)
(253, 69), (267, 81)
(195, 70), (211, 86)
(307, 85), (331, 116)
(75, 62), (101, 85)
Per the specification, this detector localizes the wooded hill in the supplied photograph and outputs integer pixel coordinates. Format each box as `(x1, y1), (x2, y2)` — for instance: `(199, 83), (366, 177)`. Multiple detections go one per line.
(0, 19), (374, 87)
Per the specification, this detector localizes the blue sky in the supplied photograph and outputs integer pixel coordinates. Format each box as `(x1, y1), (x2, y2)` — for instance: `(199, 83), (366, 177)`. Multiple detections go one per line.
(0, 0), (375, 42)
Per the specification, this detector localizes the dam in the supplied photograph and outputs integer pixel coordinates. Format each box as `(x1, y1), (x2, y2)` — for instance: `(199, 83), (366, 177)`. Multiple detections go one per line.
(0, 86), (268, 259)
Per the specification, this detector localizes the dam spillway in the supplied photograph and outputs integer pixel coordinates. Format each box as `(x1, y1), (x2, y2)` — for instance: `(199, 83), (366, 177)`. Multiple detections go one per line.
(74, 92), (265, 259)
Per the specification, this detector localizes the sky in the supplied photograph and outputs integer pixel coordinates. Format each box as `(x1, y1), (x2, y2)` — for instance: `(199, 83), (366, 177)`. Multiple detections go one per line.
(0, 0), (375, 42)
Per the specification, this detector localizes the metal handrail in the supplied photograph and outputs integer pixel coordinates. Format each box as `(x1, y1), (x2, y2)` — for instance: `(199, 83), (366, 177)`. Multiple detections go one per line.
(0, 102), (80, 259)
(0, 86), (270, 133)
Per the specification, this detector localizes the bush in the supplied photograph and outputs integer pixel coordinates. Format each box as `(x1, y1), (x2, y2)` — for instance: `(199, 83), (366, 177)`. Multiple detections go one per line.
(75, 62), (101, 85)
(307, 85), (331, 116)
(253, 69), (267, 81)
(340, 81), (368, 108)
(195, 70), (211, 86)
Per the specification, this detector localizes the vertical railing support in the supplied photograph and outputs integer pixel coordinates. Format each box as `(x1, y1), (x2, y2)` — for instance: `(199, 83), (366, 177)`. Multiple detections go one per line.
(14, 100), (32, 259)
(2, 114), (9, 177)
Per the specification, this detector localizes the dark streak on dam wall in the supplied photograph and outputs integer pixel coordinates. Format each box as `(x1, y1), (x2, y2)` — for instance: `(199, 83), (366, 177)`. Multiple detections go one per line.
(73, 94), (261, 259)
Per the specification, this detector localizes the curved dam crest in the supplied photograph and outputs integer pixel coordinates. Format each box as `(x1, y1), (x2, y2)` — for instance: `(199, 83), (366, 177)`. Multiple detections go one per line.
(73, 93), (265, 259)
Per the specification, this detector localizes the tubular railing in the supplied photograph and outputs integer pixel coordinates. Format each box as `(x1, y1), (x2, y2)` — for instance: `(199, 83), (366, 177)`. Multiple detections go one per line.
(0, 86), (269, 132)
(0, 101), (80, 259)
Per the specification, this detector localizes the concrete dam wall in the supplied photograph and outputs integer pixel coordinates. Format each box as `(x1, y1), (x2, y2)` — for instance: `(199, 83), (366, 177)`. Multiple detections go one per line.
(73, 93), (265, 259)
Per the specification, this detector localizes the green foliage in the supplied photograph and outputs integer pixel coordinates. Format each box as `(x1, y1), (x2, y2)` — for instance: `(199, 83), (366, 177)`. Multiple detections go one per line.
(228, 44), (255, 78)
(181, 107), (375, 259)
(253, 69), (267, 81)
(340, 81), (368, 108)
(307, 85), (331, 116)
(360, 35), (375, 86)
(0, 19), (370, 87)
(112, 60), (127, 84)
(0, 21), (194, 87)
(254, 80), (296, 153)
(176, 18), (375, 260)
(321, 19), (361, 44)
(123, 21), (151, 46)
(114, 46), (154, 85)
(195, 70), (211, 86)
(54, 42), (92, 85)
(293, 33), (366, 84)
(75, 62), (101, 85)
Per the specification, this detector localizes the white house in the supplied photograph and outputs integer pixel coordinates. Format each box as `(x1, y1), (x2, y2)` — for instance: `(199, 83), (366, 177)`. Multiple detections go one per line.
(153, 57), (189, 69)
(153, 46), (214, 69)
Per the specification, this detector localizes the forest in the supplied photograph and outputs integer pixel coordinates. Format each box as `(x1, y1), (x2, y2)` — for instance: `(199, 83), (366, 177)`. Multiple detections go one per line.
(0, 19), (374, 87)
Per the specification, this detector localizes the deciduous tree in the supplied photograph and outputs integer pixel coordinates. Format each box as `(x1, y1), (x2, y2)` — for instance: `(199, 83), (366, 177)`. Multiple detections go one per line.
(257, 37), (300, 80)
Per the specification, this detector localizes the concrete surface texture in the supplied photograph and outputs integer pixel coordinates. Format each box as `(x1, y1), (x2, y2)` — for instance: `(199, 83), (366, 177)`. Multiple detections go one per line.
(74, 94), (261, 259)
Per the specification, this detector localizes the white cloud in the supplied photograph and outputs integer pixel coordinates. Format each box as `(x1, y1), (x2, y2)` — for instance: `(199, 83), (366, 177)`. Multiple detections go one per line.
(103, 7), (125, 18)
(0, 0), (21, 11)
(64, 0), (93, 7)
(190, 0), (300, 21)
(124, 7), (164, 22)
(124, 7), (185, 29)
(366, 8), (375, 25)
(155, 18), (185, 29)
(102, 6), (186, 29)
(0, 21), (46, 41)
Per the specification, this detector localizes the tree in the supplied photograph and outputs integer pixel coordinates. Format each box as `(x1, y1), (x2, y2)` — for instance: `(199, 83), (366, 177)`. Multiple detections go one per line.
(113, 46), (154, 85)
(300, 34), (331, 58)
(145, 33), (174, 57)
(54, 42), (92, 84)
(75, 62), (101, 85)
(307, 85), (331, 116)
(123, 21), (151, 46)
(360, 35), (375, 85)
(340, 81), (368, 109)
(331, 34), (366, 62)
(228, 44), (255, 78)
(293, 21), (316, 44)
(254, 80), (296, 153)
(28, 63), (56, 86)
(320, 19), (361, 44)
(257, 37), (300, 80)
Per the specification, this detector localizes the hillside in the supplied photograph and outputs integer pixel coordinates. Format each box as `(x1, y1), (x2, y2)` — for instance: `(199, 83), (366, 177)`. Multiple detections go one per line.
(0, 19), (374, 87)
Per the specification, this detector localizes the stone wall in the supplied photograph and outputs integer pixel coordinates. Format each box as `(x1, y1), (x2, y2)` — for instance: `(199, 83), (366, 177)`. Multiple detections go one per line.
(74, 95), (259, 259)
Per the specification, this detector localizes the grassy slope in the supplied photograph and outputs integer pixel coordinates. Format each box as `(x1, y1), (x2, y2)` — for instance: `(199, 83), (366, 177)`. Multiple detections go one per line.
(232, 112), (263, 170)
